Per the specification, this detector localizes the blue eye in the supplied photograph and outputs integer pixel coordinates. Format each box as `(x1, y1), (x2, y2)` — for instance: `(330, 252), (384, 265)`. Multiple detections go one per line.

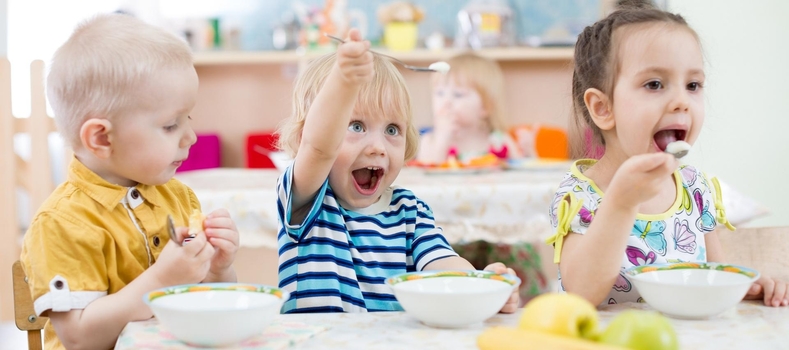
(645, 81), (663, 90)
(348, 121), (364, 133)
(385, 125), (400, 136)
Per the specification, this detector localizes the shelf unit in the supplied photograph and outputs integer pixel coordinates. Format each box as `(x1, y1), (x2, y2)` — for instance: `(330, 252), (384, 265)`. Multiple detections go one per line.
(192, 46), (574, 66)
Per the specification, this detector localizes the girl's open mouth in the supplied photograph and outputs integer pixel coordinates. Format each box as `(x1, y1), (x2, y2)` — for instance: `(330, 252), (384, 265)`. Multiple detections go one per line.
(352, 166), (384, 196)
(654, 129), (687, 151)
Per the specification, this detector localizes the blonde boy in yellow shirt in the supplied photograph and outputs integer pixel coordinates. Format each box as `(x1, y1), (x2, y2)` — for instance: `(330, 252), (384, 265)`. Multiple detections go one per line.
(19, 14), (240, 350)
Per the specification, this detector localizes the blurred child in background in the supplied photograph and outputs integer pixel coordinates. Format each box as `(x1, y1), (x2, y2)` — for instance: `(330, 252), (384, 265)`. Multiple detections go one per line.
(417, 53), (523, 164)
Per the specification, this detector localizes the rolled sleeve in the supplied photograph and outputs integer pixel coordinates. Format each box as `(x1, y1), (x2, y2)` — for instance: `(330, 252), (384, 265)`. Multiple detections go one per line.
(21, 211), (109, 315)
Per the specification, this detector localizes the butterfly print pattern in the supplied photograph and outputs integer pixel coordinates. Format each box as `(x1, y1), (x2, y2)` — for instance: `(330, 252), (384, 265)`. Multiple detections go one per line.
(551, 162), (719, 305)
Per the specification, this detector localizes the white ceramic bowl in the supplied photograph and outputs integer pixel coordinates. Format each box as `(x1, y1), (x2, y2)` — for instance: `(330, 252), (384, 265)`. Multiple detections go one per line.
(143, 283), (289, 347)
(625, 262), (759, 319)
(386, 270), (520, 328)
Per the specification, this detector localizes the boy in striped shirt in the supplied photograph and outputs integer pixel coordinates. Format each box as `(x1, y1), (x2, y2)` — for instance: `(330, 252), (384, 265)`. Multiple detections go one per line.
(275, 29), (519, 313)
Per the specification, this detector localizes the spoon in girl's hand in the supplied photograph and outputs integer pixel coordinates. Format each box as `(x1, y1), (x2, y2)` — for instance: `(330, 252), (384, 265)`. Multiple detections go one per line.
(324, 33), (449, 73)
(665, 140), (691, 159)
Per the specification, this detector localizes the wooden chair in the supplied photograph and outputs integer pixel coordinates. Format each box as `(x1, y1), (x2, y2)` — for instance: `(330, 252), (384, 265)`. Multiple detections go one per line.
(12, 260), (47, 350)
(717, 226), (789, 282)
(2, 58), (66, 321)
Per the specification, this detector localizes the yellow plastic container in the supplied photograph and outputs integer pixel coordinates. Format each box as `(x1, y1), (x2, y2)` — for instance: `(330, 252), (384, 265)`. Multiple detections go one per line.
(384, 22), (418, 51)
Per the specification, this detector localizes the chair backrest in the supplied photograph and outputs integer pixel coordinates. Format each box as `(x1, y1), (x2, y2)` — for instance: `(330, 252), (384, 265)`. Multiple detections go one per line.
(246, 132), (279, 169)
(717, 226), (789, 282)
(12, 260), (47, 350)
(2, 58), (65, 322)
(176, 133), (222, 172)
(509, 124), (569, 160)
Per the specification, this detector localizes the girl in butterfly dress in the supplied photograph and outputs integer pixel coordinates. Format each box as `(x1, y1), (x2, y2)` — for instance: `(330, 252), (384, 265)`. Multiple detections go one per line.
(545, 4), (789, 307)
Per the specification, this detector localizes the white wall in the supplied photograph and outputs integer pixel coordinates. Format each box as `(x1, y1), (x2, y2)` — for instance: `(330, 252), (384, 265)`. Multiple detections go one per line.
(0, 0), (7, 56)
(669, 0), (789, 227)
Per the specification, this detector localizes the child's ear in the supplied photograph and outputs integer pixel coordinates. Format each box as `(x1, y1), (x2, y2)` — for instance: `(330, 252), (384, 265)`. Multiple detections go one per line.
(79, 118), (113, 159)
(584, 88), (614, 131)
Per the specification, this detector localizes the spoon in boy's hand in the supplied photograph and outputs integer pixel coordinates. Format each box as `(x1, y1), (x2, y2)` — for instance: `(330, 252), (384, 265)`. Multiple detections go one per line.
(665, 140), (691, 159)
(167, 215), (195, 246)
(324, 33), (449, 73)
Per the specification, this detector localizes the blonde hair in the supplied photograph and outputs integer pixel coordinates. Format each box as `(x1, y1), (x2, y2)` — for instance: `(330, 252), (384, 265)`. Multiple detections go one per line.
(47, 13), (194, 148)
(278, 53), (419, 160)
(432, 52), (508, 132)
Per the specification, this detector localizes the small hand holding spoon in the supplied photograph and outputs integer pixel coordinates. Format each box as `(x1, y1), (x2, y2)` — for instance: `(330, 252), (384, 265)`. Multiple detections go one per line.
(167, 215), (195, 246)
(665, 141), (691, 159)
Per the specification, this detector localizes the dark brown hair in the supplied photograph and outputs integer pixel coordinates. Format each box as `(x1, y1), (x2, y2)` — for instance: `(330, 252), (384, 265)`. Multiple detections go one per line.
(570, 3), (698, 158)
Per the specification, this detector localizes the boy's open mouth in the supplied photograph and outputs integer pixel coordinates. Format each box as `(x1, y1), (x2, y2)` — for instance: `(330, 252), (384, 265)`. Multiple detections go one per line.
(352, 166), (384, 196)
(654, 129), (687, 152)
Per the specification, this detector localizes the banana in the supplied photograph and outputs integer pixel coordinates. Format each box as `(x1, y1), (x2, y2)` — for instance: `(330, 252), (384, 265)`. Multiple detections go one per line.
(478, 327), (627, 350)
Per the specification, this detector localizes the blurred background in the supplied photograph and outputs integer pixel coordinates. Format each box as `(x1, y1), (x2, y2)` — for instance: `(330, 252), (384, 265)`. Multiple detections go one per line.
(2, 0), (789, 341)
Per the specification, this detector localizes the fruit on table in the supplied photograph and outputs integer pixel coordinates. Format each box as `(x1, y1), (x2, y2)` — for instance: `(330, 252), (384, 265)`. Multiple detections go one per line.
(519, 293), (600, 339)
(598, 310), (679, 350)
(466, 154), (500, 167)
(478, 327), (627, 350)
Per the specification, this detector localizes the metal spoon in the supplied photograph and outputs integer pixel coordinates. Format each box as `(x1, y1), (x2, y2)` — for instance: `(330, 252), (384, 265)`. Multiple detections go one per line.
(665, 141), (691, 159)
(167, 215), (195, 246)
(324, 33), (439, 72)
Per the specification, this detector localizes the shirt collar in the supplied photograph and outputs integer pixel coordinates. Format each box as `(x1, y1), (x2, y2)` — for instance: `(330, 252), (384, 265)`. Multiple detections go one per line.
(67, 157), (162, 209)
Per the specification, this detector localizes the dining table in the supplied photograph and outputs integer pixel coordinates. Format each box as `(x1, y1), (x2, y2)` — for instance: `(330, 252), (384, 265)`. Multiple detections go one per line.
(115, 301), (789, 349)
(173, 165), (760, 249)
(173, 166), (570, 248)
(174, 165), (573, 299)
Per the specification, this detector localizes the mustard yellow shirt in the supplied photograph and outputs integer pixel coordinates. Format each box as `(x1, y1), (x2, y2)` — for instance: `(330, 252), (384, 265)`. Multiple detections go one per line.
(20, 158), (201, 350)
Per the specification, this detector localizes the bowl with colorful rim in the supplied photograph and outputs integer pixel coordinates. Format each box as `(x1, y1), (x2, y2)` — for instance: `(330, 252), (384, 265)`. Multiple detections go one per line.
(624, 262), (759, 319)
(143, 283), (290, 347)
(386, 270), (520, 328)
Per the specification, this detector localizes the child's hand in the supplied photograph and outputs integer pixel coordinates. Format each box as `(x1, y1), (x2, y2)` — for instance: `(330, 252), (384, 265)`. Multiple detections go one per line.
(334, 28), (373, 85)
(433, 104), (461, 143)
(607, 152), (678, 211)
(484, 262), (519, 313)
(203, 209), (240, 281)
(153, 227), (215, 286)
(744, 276), (789, 307)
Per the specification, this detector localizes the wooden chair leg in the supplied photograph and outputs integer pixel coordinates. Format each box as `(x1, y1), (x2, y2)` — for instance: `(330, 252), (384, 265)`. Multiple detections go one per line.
(27, 329), (43, 350)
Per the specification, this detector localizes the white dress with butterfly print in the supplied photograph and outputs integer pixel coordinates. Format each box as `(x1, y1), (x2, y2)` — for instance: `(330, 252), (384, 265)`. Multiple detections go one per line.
(548, 160), (731, 305)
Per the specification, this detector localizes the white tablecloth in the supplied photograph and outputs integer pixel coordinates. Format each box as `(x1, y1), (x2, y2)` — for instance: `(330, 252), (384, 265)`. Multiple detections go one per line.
(174, 166), (765, 249)
(116, 301), (789, 349)
(174, 167), (568, 248)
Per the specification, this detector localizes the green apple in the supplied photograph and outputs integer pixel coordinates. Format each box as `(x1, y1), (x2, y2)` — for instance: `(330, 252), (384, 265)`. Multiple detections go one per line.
(598, 310), (679, 350)
(519, 293), (600, 340)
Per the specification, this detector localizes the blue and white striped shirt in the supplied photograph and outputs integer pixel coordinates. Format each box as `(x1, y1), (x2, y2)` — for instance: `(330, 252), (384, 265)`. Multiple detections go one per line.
(276, 166), (457, 313)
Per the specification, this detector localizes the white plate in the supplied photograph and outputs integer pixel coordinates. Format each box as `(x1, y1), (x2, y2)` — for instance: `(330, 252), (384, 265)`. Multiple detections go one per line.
(505, 159), (572, 171)
(421, 166), (499, 175)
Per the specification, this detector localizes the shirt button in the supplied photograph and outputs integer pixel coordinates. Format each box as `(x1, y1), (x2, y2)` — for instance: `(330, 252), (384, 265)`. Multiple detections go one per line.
(153, 236), (161, 247)
(131, 189), (140, 199)
(54, 280), (64, 290)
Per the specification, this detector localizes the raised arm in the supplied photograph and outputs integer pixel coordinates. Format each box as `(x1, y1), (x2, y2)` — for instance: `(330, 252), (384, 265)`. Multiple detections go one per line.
(290, 29), (373, 212)
(559, 153), (677, 305)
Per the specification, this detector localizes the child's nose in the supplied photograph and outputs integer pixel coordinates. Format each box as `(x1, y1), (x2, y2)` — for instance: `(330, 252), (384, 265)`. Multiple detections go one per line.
(181, 125), (197, 148)
(669, 89), (691, 113)
(366, 135), (386, 156)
